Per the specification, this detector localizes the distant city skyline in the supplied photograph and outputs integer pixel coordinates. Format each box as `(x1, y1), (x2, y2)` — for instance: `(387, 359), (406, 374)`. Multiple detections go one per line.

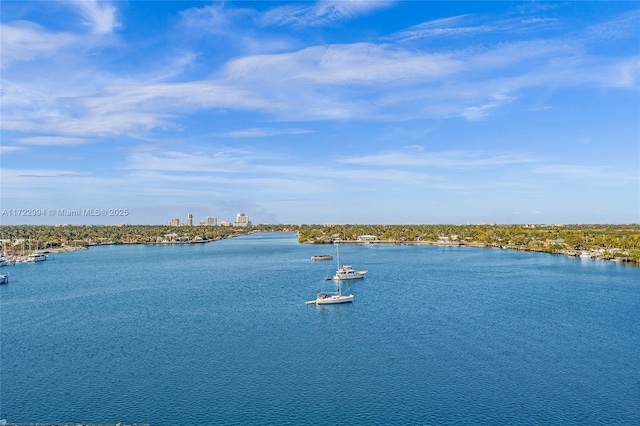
(1, 1), (638, 225)
(166, 212), (251, 227)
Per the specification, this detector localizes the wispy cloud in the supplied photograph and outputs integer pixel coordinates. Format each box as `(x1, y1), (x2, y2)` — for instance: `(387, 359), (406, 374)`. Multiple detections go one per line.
(461, 94), (512, 121)
(123, 147), (443, 187)
(179, 3), (254, 36)
(3, 3), (638, 141)
(0, 1), (120, 69)
(0, 146), (25, 155)
(390, 15), (494, 42)
(18, 136), (89, 146)
(338, 150), (541, 168)
(126, 149), (258, 173)
(389, 12), (561, 43)
(535, 164), (637, 186)
(1, 37), (633, 140)
(224, 128), (312, 138)
(0, 21), (77, 68)
(72, 0), (120, 34)
(260, 0), (393, 28)
(584, 10), (640, 41)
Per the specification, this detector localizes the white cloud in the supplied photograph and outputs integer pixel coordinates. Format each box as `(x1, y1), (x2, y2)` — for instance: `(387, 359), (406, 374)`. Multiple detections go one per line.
(18, 136), (88, 146)
(3, 31), (636, 138)
(126, 149), (254, 173)
(224, 128), (312, 138)
(223, 43), (462, 86)
(0, 1), (120, 70)
(72, 0), (120, 34)
(261, 0), (393, 28)
(390, 15), (495, 42)
(179, 3), (254, 36)
(461, 94), (512, 121)
(338, 150), (540, 168)
(2, 2), (638, 147)
(535, 164), (637, 186)
(0, 21), (77, 68)
(0, 146), (25, 155)
(584, 10), (640, 41)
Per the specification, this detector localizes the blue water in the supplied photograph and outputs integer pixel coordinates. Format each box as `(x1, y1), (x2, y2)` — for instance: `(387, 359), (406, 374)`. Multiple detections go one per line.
(1, 232), (639, 425)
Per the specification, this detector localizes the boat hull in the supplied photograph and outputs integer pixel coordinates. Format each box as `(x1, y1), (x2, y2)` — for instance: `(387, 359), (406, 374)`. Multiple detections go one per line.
(333, 271), (367, 280)
(27, 254), (47, 262)
(315, 294), (354, 304)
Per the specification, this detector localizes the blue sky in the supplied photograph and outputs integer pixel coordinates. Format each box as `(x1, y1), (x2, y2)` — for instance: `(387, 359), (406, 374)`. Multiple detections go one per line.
(1, 1), (639, 225)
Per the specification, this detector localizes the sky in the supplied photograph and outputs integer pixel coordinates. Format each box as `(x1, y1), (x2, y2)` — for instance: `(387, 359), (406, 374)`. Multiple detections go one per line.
(1, 1), (639, 226)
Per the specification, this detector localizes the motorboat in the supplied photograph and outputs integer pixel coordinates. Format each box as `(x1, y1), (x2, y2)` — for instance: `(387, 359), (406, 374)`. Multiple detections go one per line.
(333, 265), (367, 280)
(27, 252), (48, 262)
(311, 254), (333, 261)
(331, 244), (367, 280)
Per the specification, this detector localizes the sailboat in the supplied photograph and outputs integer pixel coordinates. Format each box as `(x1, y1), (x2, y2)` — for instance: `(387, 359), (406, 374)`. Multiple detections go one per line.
(306, 280), (354, 305)
(306, 244), (354, 305)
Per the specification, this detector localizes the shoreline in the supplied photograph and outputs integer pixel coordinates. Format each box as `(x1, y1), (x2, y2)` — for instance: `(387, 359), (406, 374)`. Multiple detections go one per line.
(2, 234), (637, 267)
(0, 234), (240, 263)
(307, 239), (639, 266)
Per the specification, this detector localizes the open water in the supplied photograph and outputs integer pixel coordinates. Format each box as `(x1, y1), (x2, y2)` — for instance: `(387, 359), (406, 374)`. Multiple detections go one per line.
(1, 232), (639, 425)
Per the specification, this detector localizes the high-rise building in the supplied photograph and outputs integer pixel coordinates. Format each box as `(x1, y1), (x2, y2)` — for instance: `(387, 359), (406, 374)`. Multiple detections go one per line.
(169, 218), (180, 226)
(206, 216), (217, 226)
(187, 214), (193, 227)
(233, 212), (251, 227)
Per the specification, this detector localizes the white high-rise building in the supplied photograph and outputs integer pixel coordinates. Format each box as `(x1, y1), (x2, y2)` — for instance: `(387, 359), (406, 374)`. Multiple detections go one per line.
(206, 216), (217, 226)
(187, 214), (193, 227)
(233, 212), (251, 227)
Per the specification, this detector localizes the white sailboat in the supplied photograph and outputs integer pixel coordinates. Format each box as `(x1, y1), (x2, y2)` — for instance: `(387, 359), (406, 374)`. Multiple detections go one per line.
(306, 279), (354, 305)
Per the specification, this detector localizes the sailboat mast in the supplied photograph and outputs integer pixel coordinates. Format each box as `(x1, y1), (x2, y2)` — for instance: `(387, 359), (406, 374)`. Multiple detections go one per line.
(336, 242), (341, 295)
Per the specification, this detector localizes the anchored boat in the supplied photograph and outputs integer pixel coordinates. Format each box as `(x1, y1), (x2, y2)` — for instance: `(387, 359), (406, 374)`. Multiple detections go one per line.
(311, 254), (333, 261)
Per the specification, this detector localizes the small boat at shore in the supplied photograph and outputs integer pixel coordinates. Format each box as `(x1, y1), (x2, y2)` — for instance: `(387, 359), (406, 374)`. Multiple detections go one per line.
(311, 254), (333, 261)
(27, 252), (48, 262)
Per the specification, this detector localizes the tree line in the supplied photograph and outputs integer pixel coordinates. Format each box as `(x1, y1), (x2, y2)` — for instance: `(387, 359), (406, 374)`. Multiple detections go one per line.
(1, 223), (639, 262)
